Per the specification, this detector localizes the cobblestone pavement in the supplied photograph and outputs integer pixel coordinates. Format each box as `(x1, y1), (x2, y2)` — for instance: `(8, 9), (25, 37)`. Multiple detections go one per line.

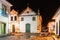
(0, 33), (57, 40)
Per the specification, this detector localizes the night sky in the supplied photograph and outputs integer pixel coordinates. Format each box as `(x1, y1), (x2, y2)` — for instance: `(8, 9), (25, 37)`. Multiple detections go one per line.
(7, 0), (60, 27)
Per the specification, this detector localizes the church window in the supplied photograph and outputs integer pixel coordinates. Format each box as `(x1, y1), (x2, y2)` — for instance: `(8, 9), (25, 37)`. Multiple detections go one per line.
(32, 17), (36, 21)
(21, 17), (24, 21)
(14, 16), (17, 21)
(27, 11), (29, 13)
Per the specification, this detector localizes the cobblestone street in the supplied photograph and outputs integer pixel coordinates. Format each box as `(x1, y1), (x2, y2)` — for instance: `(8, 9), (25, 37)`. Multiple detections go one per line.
(0, 33), (57, 40)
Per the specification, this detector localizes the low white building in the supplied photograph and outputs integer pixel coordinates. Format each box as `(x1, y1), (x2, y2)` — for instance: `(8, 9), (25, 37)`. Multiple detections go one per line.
(19, 6), (41, 33)
(52, 6), (60, 36)
(0, 0), (12, 35)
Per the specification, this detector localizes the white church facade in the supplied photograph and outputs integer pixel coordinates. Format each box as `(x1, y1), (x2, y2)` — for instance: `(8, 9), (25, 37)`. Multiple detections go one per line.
(20, 7), (38, 33)
(9, 6), (42, 33)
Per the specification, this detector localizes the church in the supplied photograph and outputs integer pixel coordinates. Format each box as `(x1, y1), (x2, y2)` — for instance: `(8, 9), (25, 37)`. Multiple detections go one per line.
(19, 6), (42, 33)
(9, 6), (42, 33)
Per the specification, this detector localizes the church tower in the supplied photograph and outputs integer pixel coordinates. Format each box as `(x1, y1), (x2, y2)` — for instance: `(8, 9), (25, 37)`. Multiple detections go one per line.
(37, 9), (42, 33)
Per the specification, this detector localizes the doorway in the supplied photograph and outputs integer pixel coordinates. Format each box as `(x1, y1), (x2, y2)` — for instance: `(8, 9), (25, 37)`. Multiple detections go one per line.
(26, 23), (30, 33)
(12, 25), (15, 33)
(1, 23), (6, 34)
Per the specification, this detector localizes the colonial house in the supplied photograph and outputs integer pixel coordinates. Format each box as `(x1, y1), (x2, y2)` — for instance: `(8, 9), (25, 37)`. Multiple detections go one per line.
(0, 0), (12, 35)
(9, 6), (42, 33)
(47, 20), (55, 34)
(9, 9), (20, 33)
(52, 6), (60, 36)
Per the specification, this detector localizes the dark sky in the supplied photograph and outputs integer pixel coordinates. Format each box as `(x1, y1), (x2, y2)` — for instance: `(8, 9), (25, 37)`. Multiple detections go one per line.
(7, 0), (60, 27)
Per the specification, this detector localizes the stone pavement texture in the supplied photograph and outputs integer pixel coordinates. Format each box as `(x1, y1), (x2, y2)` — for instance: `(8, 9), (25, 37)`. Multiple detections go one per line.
(0, 35), (57, 40)
(0, 33), (58, 40)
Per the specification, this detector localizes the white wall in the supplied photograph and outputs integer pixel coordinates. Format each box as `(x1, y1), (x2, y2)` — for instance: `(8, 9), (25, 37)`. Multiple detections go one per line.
(9, 15), (20, 33)
(6, 22), (9, 34)
(19, 16), (38, 33)
(0, 16), (8, 23)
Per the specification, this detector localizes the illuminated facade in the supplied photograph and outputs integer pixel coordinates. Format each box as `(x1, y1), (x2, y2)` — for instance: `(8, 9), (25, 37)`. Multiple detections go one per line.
(9, 7), (42, 33)
(9, 9), (20, 33)
(0, 0), (12, 35)
(19, 7), (41, 33)
(47, 21), (55, 33)
(52, 6), (60, 36)
(0, 0), (42, 33)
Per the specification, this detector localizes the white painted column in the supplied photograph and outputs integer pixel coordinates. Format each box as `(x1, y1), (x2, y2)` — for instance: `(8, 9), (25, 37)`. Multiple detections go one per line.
(6, 22), (9, 34)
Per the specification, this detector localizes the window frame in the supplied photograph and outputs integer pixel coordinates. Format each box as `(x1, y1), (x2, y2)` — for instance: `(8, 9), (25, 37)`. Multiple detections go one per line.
(32, 17), (36, 21)
(11, 16), (13, 21)
(21, 17), (24, 21)
(14, 16), (17, 21)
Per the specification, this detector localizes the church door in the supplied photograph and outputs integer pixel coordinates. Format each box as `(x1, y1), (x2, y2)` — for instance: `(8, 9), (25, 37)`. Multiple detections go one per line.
(26, 23), (30, 33)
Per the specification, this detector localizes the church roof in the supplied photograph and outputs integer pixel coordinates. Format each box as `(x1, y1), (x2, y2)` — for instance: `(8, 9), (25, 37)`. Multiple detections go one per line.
(20, 6), (33, 14)
(20, 6), (37, 16)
